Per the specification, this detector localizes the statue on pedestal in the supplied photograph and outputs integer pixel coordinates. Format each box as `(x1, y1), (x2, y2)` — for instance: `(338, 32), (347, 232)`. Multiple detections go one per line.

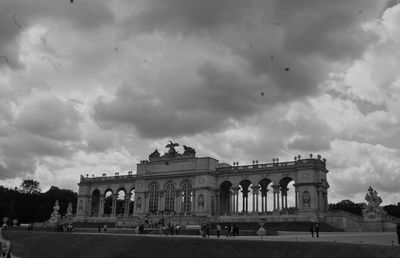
(64, 202), (74, 226)
(49, 200), (61, 224)
(362, 186), (386, 218)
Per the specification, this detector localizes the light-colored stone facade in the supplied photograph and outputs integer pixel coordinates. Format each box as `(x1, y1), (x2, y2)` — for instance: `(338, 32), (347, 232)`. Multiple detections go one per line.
(76, 144), (329, 224)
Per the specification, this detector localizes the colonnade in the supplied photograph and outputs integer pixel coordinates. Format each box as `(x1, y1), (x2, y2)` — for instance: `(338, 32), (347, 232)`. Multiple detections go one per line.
(220, 183), (299, 215)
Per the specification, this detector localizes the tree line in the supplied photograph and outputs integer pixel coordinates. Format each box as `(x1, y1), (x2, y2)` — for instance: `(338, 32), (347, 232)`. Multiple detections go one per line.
(0, 180), (77, 224)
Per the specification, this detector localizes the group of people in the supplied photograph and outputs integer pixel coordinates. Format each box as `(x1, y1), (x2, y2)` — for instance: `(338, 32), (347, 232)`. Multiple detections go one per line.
(212, 224), (240, 238)
(224, 224), (240, 238)
(310, 223), (320, 238)
(160, 222), (179, 236)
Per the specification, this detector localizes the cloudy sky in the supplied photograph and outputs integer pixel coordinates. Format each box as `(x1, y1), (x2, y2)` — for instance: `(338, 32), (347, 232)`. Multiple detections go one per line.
(0, 0), (400, 205)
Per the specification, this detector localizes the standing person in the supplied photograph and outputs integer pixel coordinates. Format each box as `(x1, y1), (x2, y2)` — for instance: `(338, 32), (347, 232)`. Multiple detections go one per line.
(315, 223), (320, 238)
(396, 223), (400, 245)
(206, 224), (210, 238)
(103, 224), (108, 233)
(310, 223), (314, 237)
(216, 224), (221, 238)
(98, 224), (101, 233)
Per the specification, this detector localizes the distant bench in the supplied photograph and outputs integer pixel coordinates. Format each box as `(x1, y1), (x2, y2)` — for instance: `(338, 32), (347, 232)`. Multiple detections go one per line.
(185, 225), (200, 230)
(20, 223), (33, 230)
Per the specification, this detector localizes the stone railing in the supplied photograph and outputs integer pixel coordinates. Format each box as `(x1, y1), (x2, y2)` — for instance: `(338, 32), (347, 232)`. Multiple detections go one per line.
(217, 159), (325, 173)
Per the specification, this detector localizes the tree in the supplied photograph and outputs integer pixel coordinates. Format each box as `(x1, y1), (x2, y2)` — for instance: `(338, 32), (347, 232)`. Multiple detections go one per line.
(329, 199), (364, 215)
(384, 203), (400, 218)
(19, 180), (41, 194)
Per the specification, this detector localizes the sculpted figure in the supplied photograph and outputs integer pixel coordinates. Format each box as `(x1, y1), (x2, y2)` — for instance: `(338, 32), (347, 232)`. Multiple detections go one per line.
(363, 186), (385, 215)
(49, 200), (61, 223)
(183, 145), (196, 157)
(149, 149), (161, 160)
(165, 141), (179, 157)
(66, 202), (73, 215)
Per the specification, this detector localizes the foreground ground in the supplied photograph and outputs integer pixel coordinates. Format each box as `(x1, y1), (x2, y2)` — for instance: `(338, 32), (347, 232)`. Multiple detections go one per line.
(3, 231), (400, 258)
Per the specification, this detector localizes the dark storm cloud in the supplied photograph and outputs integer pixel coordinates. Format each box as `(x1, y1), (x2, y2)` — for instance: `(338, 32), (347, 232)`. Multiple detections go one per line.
(94, 61), (272, 138)
(383, 0), (400, 13)
(274, 0), (381, 61)
(99, 0), (387, 139)
(0, 0), (114, 69)
(129, 0), (252, 34)
(287, 136), (331, 152)
(16, 96), (82, 141)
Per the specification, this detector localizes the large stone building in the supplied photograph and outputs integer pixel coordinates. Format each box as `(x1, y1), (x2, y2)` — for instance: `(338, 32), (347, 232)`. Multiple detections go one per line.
(76, 142), (330, 226)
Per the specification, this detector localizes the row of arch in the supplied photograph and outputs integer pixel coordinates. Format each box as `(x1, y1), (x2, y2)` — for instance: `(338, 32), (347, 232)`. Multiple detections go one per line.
(89, 181), (195, 216)
(90, 187), (136, 216)
(218, 177), (297, 215)
(88, 177), (299, 216)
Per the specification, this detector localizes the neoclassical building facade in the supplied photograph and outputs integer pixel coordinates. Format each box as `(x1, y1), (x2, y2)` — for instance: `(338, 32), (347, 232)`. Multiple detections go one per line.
(76, 142), (329, 223)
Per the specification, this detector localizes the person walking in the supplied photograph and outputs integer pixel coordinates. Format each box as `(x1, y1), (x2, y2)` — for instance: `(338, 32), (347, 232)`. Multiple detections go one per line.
(310, 223), (314, 237)
(216, 224), (221, 238)
(396, 223), (400, 245)
(315, 223), (320, 238)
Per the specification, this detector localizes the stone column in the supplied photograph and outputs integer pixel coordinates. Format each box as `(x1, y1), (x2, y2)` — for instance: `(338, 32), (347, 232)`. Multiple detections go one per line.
(99, 196), (105, 216)
(229, 191), (234, 214)
(144, 191), (149, 213)
(281, 188), (288, 210)
(111, 194), (117, 215)
(285, 195), (288, 209)
(324, 193), (328, 211)
(215, 192), (220, 215)
(273, 191), (276, 211)
(295, 190), (298, 209)
(264, 190), (268, 213)
(159, 191), (164, 212)
(251, 185), (259, 213)
(232, 187), (239, 214)
(272, 185), (280, 211)
(192, 190), (196, 213)
(124, 195), (130, 216)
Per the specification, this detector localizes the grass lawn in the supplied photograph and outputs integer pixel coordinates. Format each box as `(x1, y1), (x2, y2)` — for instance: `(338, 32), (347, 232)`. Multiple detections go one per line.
(4, 231), (400, 258)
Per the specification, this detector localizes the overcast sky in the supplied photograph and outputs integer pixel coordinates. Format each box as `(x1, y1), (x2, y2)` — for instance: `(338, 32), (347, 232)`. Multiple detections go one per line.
(0, 0), (399, 205)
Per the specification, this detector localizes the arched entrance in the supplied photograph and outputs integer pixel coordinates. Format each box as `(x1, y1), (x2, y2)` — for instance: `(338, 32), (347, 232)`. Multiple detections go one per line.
(129, 188), (135, 215)
(164, 182), (175, 212)
(181, 181), (193, 213)
(279, 177), (297, 212)
(116, 188), (126, 215)
(219, 181), (232, 215)
(258, 178), (272, 213)
(148, 183), (159, 213)
(90, 189), (100, 216)
(239, 180), (251, 213)
(104, 189), (113, 215)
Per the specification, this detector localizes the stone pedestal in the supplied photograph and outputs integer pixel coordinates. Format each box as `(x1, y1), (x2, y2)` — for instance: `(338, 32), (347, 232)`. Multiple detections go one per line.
(362, 212), (384, 232)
